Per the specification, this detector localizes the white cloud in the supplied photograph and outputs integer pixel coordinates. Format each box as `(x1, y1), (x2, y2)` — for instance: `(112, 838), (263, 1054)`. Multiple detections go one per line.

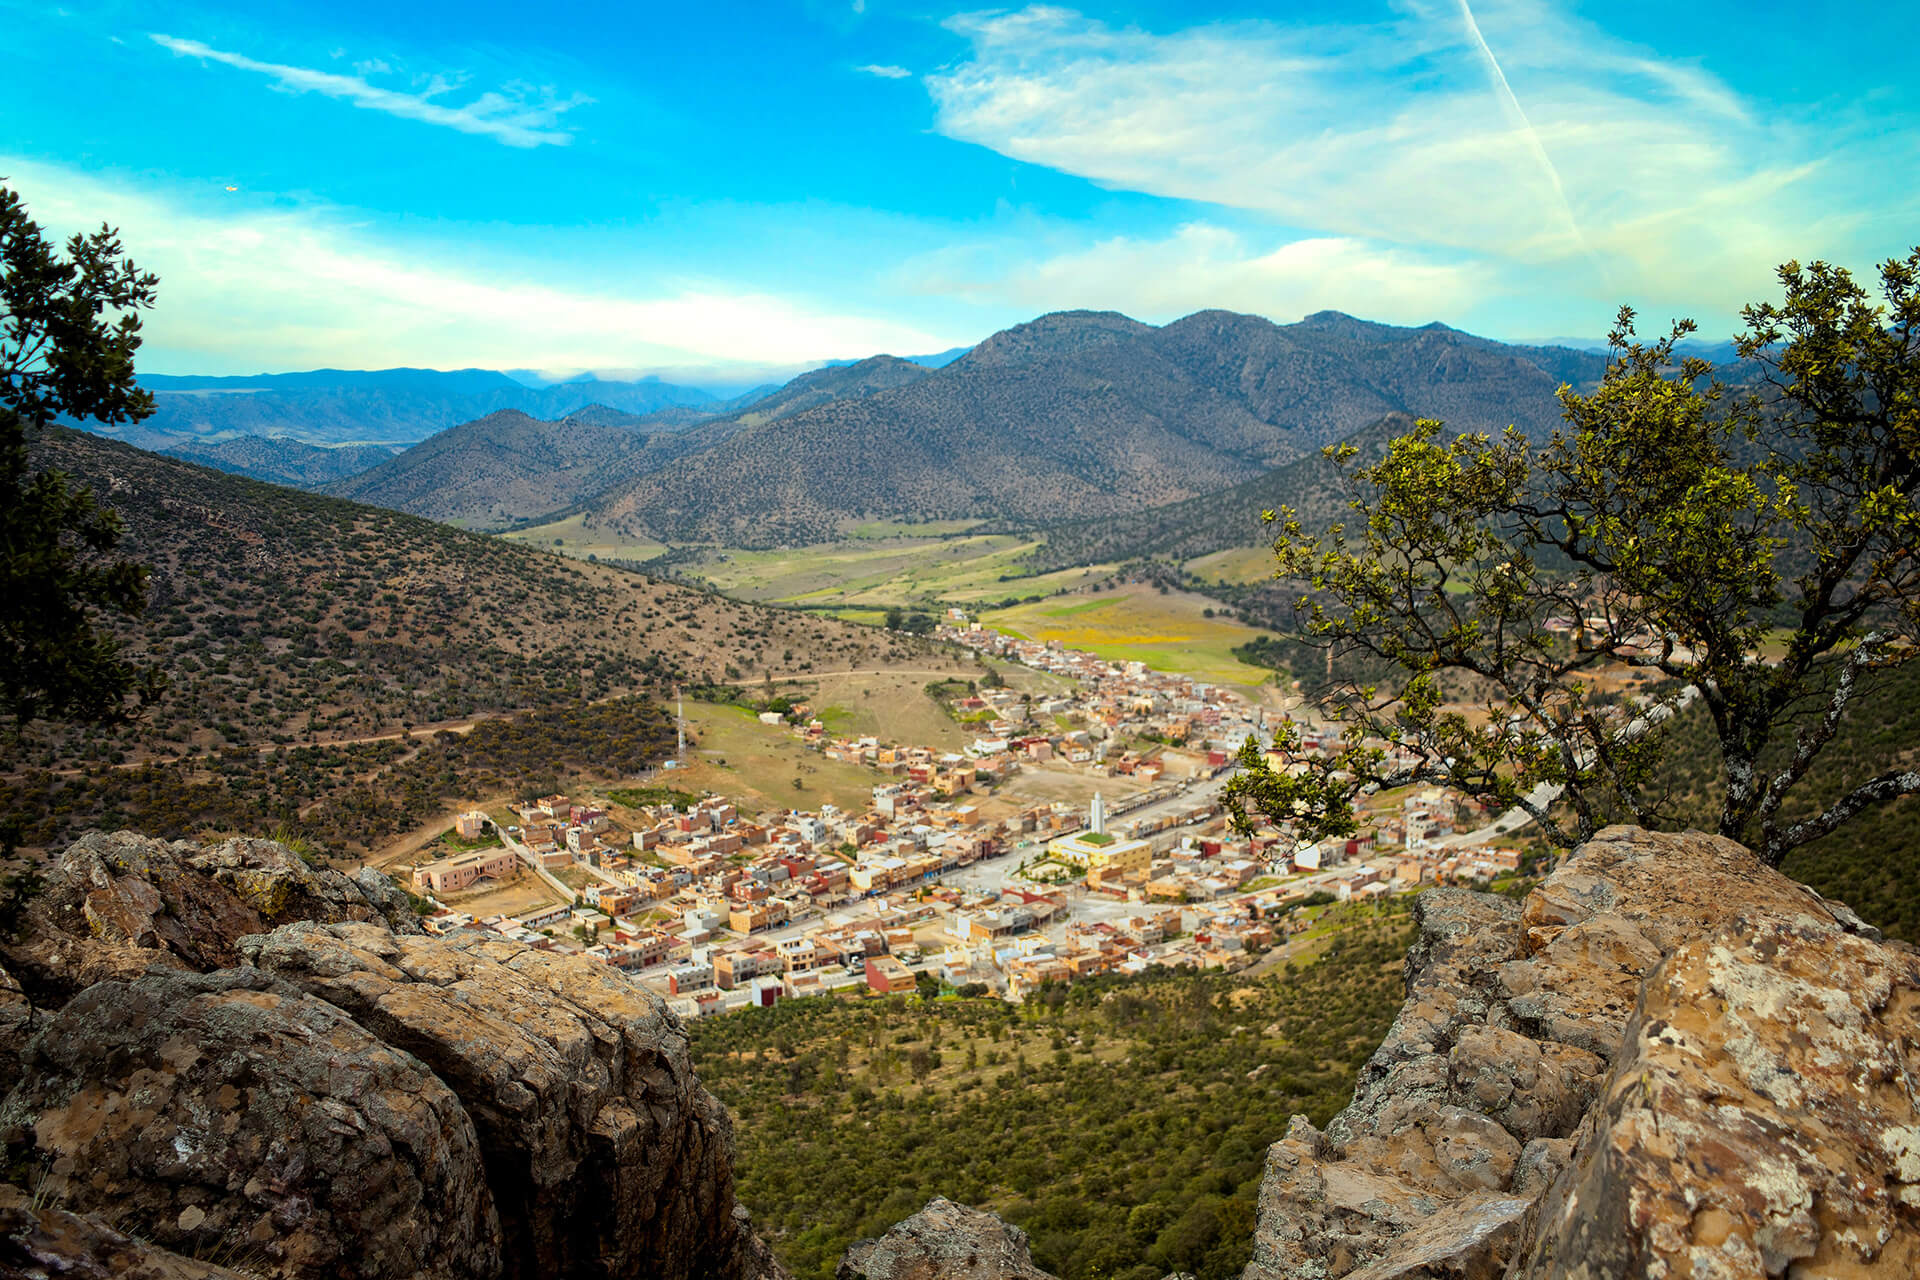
(925, 2), (1911, 316)
(856, 63), (912, 79)
(903, 224), (1488, 324)
(150, 34), (589, 148)
(4, 158), (954, 374)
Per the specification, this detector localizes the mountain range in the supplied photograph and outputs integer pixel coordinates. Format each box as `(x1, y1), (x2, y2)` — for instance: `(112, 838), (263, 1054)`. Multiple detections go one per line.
(161, 435), (397, 488)
(84, 308), (1617, 553)
(576, 309), (1607, 546)
(108, 367), (724, 451)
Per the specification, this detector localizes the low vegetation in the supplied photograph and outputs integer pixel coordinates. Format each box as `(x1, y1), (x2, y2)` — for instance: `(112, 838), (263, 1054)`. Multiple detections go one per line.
(8, 429), (939, 781)
(1, 698), (674, 855)
(690, 908), (1413, 1280)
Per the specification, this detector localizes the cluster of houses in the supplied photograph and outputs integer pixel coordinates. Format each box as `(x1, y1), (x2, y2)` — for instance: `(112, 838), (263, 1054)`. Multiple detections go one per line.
(398, 617), (1537, 1018)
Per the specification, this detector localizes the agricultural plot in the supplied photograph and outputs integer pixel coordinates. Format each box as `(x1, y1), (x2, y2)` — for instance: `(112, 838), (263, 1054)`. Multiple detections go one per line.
(981, 584), (1279, 690)
(500, 513), (668, 563)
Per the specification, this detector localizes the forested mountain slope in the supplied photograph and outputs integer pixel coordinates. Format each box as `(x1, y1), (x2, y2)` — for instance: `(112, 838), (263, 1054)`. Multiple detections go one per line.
(1031, 413), (1414, 570)
(4, 430), (949, 850)
(321, 358), (938, 528)
(320, 407), (732, 528)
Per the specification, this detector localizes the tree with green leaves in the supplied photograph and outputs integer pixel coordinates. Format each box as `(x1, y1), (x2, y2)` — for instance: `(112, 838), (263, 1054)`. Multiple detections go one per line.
(1226, 249), (1919, 868)
(1, 181), (163, 739)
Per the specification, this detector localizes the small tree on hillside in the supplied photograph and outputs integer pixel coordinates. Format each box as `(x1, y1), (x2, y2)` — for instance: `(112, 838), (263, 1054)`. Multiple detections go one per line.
(1226, 249), (1919, 867)
(1, 181), (163, 738)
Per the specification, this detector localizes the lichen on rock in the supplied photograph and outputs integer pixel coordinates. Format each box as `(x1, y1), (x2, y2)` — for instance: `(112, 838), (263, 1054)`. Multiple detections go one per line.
(1, 967), (502, 1280)
(1237, 825), (1915, 1280)
(837, 1197), (1056, 1280)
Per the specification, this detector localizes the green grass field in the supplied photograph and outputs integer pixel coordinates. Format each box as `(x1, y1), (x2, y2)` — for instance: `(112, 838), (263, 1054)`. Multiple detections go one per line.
(665, 535), (1129, 610)
(981, 584), (1278, 689)
(1184, 545), (1278, 586)
(500, 513), (668, 563)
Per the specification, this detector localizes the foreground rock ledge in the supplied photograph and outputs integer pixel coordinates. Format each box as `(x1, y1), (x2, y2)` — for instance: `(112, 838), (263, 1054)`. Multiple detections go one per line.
(0, 829), (784, 1280)
(1239, 825), (1919, 1280)
(239, 920), (780, 1280)
(838, 1198), (1056, 1280)
(2, 968), (502, 1280)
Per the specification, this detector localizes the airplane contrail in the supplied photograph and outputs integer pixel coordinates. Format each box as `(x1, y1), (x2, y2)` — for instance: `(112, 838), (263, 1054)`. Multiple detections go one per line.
(1455, 0), (1598, 268)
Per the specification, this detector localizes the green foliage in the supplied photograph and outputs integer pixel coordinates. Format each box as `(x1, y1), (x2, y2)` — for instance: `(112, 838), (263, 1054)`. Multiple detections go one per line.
(1228, 251), (1920, 866)
(689, 912), (1412, 1280)
(1641, 658), (1920, 942)
(1228, 635), (1289, 673)
(1, 182), (165, 736)
(886, 608), (937, 635)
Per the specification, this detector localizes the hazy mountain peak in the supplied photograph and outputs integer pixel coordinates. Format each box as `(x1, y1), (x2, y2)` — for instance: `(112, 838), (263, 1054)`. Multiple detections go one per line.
(962, 309), (1154, 367)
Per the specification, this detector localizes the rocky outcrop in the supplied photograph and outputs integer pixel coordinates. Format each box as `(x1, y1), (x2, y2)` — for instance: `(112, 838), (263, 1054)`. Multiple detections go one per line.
(0, 1182), (253, 1280)
(238, 920), (777, 1280)
(0, 967), (501, 1280)
(2, 830), (420, 1005)
(0, 962), (27, 1083)
(0, 830), (783, 1280)
(1239, 826), (1917, 1280)
(1512, 914), (1920, 1278)
(837, 1198), (1056, 1280)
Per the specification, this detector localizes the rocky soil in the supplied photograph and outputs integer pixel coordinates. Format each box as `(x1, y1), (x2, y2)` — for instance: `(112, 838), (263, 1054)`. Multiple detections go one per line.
(0, 830), (784, 1280)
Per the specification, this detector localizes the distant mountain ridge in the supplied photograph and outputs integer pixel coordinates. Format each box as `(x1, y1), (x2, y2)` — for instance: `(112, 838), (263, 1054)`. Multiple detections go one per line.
(580, 308), (1608, 546)
(323, 355), (957, 529)
(322, 404), (740, 529)
(161, 435), (396, 489)
(129, 307), (1613, 551)
(101, 367), (724, 451)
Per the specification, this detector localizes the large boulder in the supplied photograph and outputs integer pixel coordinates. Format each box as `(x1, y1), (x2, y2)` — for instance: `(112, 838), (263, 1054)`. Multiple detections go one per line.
(0, 967), (501, 1280)
(237, 920), (782, 1280)
(837, 1198), (1054, 1280)
(1239, 826), (1895, 1280)
(2, 830), (420, 1006)
(1511, 914), (1920, 1277)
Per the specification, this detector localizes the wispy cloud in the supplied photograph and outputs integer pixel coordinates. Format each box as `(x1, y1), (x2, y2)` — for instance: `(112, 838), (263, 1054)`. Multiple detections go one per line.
(855, 63), (912, 79)
(924, 2), (1914, 318)
(902, 223), (1488, 324)
(4, 157), (953, 373)
(150, 34), (589, 148)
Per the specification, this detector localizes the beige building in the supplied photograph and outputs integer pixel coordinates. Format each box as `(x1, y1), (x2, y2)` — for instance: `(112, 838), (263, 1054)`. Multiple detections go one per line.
(413, 847), (520, 895)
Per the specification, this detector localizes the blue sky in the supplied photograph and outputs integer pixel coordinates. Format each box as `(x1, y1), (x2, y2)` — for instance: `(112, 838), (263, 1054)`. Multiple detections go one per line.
(5, 0), (1916, 380)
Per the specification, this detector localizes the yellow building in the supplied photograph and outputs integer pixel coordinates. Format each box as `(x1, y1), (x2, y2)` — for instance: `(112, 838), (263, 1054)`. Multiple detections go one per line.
(1047, 792), (1151, 878)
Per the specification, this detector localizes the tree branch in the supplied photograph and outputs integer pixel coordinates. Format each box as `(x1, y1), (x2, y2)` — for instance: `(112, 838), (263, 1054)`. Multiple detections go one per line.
(1765, 767), (1920, 866)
